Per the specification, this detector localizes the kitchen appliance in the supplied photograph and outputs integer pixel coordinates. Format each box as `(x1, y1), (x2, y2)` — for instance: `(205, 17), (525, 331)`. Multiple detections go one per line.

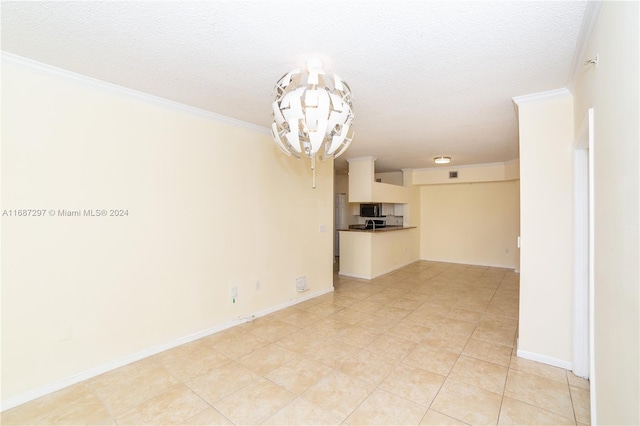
(364, 219), (386, 229)
(360, 203), (383, 217)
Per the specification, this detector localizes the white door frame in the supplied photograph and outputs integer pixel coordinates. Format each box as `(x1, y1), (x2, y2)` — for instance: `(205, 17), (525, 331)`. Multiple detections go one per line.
(573, 112), (589, 378)
(572, 108), (595, 417)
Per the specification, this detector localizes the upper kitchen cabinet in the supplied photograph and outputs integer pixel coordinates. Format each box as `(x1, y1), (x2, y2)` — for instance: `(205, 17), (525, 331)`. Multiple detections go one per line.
(347, 157), (412, 203)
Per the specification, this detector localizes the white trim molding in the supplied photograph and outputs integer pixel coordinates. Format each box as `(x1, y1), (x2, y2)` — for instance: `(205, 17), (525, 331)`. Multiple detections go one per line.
(339, 259), (419, 280)
(420, 257), (517, 271)
(572, 108), (593, 379)
(587, 108), (596, 424)
(0, 286), (333, 412)
(338, 271), (373, 280)
(512, 88), (572, 106)
(517, 349), (572, 370)
(1, 51), (270, 135)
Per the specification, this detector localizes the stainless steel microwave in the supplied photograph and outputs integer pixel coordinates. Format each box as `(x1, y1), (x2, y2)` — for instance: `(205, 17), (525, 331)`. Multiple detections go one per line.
(360, 203), (383, 217)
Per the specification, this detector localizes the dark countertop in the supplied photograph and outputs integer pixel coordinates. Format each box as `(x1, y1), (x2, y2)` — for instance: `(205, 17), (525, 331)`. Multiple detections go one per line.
(339, 225), (417, 233)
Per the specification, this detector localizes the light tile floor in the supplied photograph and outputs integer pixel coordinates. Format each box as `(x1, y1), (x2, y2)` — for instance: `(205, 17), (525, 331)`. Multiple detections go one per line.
(2, 260), (591, 425)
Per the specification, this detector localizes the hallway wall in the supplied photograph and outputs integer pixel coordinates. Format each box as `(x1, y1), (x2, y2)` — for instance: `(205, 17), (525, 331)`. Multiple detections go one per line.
(572, 2), (639, 423)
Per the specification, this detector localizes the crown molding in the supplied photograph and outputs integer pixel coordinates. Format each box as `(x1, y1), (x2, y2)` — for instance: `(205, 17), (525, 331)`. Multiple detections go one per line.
(1, 51), (270, 135)
(512, 87), (572, 106)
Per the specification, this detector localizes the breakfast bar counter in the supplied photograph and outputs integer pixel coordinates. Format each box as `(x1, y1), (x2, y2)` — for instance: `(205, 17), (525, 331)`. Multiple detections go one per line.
(338, 226), (419, 279)
(339, 225), (417, 233)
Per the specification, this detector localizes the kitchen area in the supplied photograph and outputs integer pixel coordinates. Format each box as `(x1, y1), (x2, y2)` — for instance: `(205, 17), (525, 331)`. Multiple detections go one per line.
(334, 157), (420, 280)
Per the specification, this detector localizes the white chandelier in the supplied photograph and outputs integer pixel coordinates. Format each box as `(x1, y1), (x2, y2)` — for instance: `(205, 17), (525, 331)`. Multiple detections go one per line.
(271, 58), (354, 188)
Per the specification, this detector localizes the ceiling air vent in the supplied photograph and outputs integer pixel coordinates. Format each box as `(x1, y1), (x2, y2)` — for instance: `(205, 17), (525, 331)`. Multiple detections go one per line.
(449, 171), (458, 179)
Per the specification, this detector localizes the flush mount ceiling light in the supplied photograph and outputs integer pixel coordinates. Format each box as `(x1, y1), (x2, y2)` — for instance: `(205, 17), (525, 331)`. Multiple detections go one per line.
(271, 58), (354, 188)
(434, 156), (451, 164)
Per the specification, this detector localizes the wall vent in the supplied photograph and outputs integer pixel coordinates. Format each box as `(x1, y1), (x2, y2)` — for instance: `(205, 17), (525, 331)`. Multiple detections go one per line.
(449, 171), (458, 179)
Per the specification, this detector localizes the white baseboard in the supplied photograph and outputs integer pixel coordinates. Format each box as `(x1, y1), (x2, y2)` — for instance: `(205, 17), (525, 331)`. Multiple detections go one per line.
(248, 287), (334, 319)
(420, 257), (517, 270)
(339, 258), (419, 280)
(0, 287), (333, 412)
(370, 259), (420, 279)
(338, 271), (372, 280)
(516, 349), (572, 370)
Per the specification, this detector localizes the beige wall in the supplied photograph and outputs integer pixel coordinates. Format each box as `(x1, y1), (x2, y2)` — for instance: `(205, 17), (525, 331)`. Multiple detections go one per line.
(334, 173), (349, 194)
(346, 157), (374, 202)
(419, 180), (520, 268)
(413, 161), (519, 185)
(334, 172), (359, 226)
(1, 58), (334, 405)
(374, 171), (403, 186)
(403, 169), (421, 228)
(514, 90), (574, 366)
(572, 2), (639, 423)
(347, 157), (412, 204)
(371, 181), (412, 204)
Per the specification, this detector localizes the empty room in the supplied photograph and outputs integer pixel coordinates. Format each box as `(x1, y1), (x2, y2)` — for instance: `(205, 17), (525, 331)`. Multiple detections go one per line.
(1, 1), (638, 425)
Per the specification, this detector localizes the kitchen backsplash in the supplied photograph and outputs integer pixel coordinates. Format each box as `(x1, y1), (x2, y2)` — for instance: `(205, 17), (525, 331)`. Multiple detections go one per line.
(355, 214), (403, 226)
(385, 215), (404, 226)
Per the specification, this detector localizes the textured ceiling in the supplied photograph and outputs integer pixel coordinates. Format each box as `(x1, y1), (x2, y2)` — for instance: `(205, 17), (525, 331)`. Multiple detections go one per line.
(1, 1), (587, 172)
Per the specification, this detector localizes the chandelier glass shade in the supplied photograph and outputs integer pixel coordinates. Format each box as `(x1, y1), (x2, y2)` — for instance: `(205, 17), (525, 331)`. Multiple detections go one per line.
(271, 58), (354, 188)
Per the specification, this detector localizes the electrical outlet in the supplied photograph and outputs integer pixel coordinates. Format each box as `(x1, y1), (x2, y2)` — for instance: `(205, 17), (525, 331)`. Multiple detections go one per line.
(296, 276), (309, 292)
(256, 281), (261, 290)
